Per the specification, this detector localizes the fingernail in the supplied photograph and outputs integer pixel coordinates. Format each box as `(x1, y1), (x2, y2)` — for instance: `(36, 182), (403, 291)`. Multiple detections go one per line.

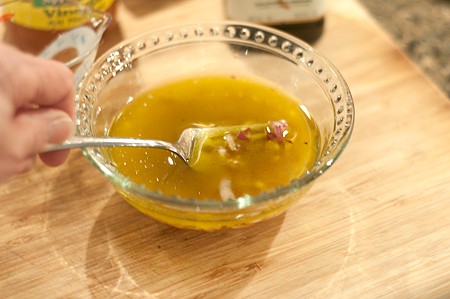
(48, 114), (75, 144)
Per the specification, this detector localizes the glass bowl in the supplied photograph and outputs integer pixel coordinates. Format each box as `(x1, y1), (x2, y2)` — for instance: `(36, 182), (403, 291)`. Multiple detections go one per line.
(76, 22), (355, 231)
(0, 0), (111, 85)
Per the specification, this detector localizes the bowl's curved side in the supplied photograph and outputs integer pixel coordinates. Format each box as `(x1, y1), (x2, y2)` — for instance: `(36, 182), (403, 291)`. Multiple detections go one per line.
(76, 22), (355, 229)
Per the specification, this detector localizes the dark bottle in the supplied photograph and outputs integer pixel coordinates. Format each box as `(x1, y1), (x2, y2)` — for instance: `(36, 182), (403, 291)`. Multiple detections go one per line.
(225, 0), (325, 44)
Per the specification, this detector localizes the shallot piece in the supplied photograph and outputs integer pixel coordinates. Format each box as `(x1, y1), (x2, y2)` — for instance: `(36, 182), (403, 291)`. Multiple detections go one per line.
(219, 178), (236, 200)
(236, 128), (251, 140)
(266, 120), (289, 143)
(225, 133), (238, 151)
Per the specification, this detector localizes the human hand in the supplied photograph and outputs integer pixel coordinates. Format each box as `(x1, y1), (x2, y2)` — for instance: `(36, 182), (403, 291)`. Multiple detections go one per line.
(0, 44), (75, 182)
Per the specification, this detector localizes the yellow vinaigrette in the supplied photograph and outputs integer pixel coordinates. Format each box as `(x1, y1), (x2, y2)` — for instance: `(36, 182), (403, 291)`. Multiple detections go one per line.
(108, 76), (320, 200)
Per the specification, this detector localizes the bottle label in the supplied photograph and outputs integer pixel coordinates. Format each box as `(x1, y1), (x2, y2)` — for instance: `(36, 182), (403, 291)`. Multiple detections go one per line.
(226, 0), (325, 25)
(5, 0), (115, 30)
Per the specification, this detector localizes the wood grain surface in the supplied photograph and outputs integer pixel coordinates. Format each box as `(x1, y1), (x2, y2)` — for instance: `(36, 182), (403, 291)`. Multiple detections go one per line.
(1, 0), (449, 298)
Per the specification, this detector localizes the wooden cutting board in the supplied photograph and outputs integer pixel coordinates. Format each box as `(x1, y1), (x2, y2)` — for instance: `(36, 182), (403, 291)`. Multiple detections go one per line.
(1, 0), (449, 298)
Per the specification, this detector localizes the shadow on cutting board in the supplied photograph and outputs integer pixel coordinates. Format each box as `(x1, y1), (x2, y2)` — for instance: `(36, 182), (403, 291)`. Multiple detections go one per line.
(84, 192), (285, 298)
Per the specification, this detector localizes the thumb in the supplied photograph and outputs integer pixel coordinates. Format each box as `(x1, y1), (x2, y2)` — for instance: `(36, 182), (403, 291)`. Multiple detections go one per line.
(45, 110), (75, 144)
(10, 108), (74, 158)
(39, 110), (75, 167)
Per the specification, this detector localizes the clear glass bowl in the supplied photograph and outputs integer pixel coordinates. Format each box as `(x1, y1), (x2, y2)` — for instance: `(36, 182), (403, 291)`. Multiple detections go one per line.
(0, 0), (111, 84)
(76, 22), (355, 231)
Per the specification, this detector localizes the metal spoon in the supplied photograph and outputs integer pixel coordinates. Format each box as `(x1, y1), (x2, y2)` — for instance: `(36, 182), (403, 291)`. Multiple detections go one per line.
(42, 121), (284, 165)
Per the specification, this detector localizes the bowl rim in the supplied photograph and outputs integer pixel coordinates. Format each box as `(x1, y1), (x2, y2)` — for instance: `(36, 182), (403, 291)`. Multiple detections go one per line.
(77, 21), (355, 211)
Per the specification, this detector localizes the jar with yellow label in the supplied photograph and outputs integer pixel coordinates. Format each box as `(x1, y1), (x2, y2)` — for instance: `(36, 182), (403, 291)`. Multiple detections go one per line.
(2, 0), (115, 56)
(5, 0), (116, 31)
(1, 0), (113, 83)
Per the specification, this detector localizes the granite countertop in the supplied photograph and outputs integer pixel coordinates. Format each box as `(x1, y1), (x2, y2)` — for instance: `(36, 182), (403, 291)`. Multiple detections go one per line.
(359, 0), (450, 98)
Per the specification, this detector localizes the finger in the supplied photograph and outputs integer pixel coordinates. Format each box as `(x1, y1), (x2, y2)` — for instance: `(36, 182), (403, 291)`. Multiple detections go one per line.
(25, 57), (75, 117)
(0, 44), (75, 117)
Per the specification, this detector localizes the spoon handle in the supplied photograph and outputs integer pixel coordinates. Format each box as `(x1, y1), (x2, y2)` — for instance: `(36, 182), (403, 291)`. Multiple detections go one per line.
(42, 136), (176, 153)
